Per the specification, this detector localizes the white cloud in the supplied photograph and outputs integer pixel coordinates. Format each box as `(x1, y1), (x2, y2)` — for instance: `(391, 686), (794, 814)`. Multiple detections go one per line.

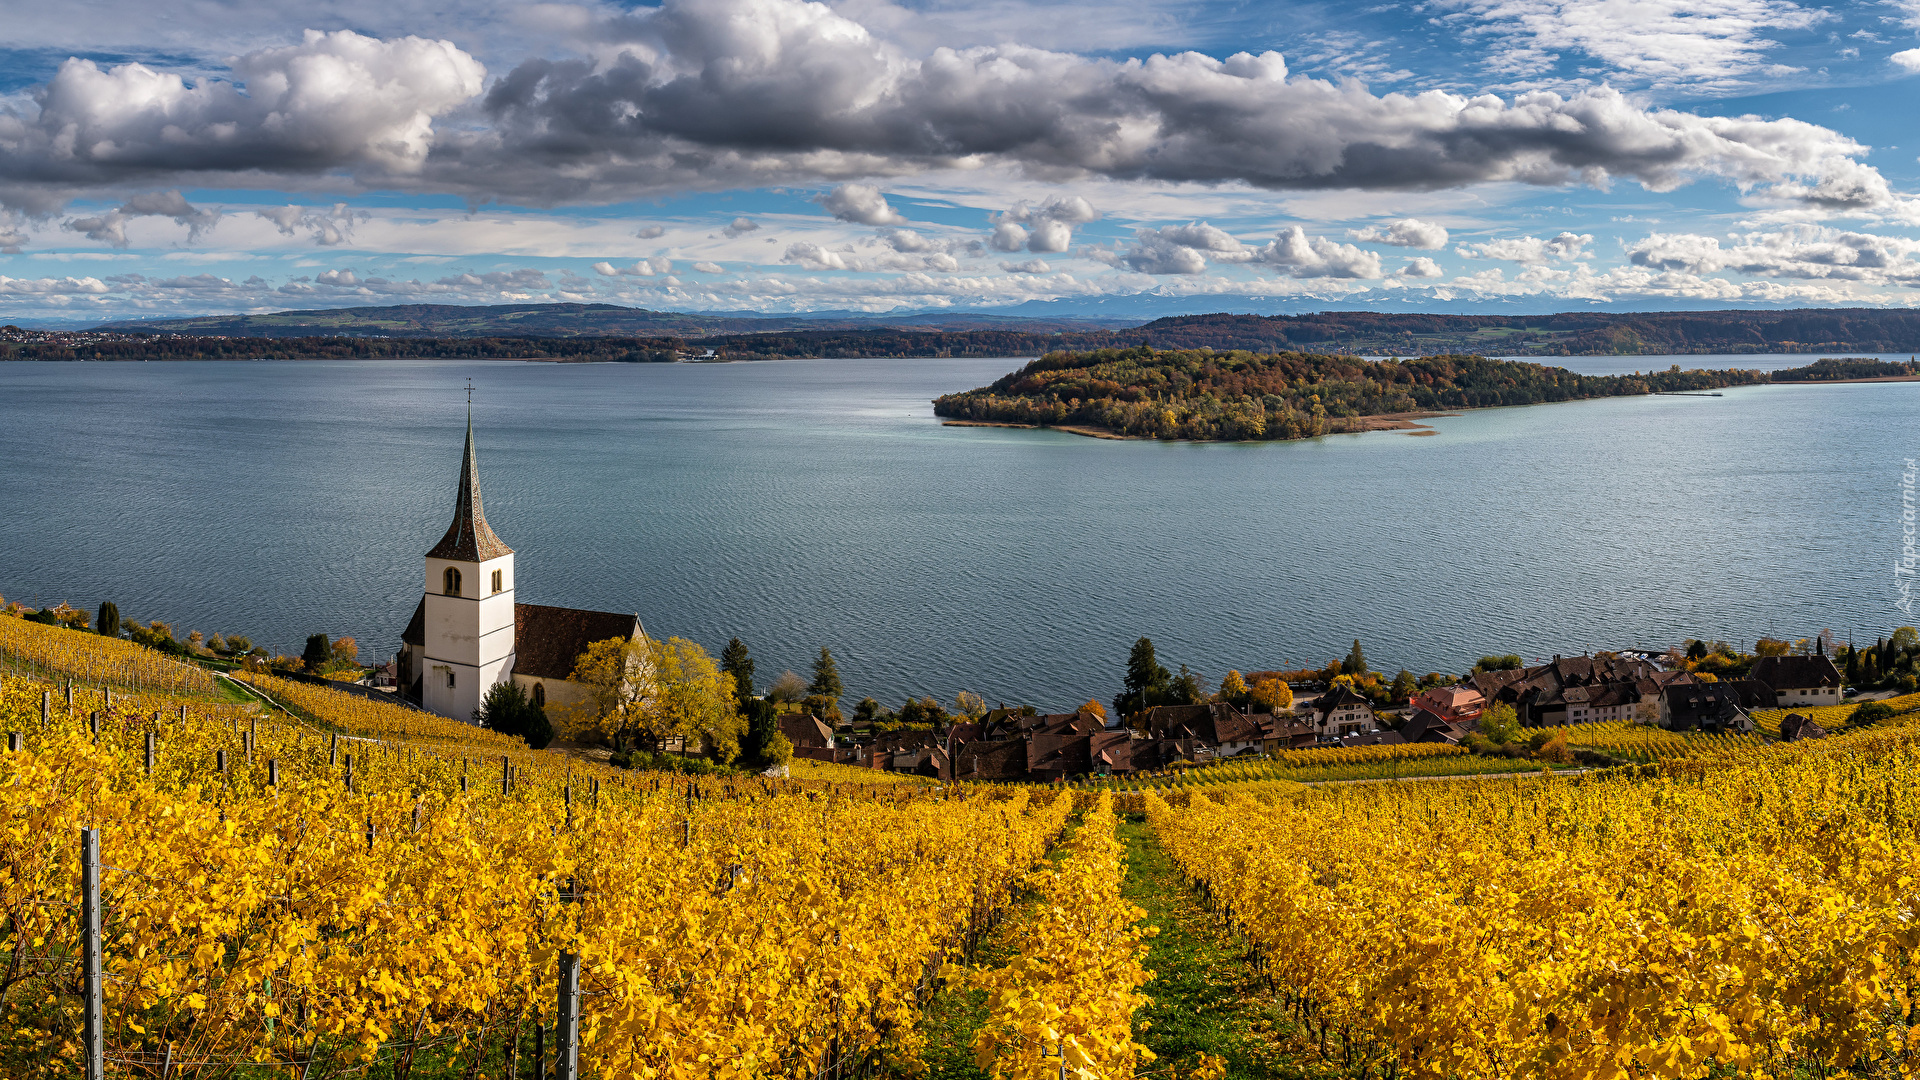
(691, 260), (725, 273)
(1435, 0), (1829, 91)
(1457, 232), (1593, 262)
(1625, 225), (1920, 282)
(1120, 222), (1252, 274)
(1399, 257), (1446, 278)
(1348, 218), (1449, 249)
(818, 183), (907, 225)
(1254, 226), (1385, 278)
(254, 204), (369, 246)
(986, 196), (1100, 253)
(722, 217), (761, 238)
(1893, 49), (1920, 72)
(782, 242), (861, 270)
(1000, 259), (1050, 273)
(592, 257), (674, 276)
(635, 224), (667, 239)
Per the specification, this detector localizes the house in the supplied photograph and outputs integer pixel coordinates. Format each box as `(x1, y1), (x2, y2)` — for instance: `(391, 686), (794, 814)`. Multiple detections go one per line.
(1411, 685), (1485, 722)
(1778, 713), (1828, 741)
(1027, 733), (1094, 781)
(953, 738), (1032, 781)
(1662, 683), (1755, 733)
(778, 713), (835, 750)
(1329, 729), (1405, 748)
(1399, 708), (1469, 744)
(1749, 656), (1844, 708)
(1308, 685), (1377, 739)
(1258, 717), (1318, 752)
(1470, 654), (1669, 727)
(1089, 731), (1134, 774)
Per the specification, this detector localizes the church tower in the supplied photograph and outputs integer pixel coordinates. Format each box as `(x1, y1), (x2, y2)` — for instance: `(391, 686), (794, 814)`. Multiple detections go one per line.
(418, 409), (516, 721)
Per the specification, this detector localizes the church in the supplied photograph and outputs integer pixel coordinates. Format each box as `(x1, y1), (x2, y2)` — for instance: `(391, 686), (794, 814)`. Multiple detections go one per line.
(397, 412), (645, 722)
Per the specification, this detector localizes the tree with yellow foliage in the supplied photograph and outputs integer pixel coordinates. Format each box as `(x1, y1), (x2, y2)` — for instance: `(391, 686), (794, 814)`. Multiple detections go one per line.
(1218, 669), (1250, 707)
(1080, 698), (1107, 720)
(1250, 677), (1293, 712)
(557, 636), (651, 742)
(637, 637), (743, 762)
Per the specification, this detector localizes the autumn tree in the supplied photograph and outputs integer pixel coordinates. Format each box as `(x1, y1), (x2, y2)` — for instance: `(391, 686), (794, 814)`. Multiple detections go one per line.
(954, 691), (987, 719)
(559, 636), (652, 742)
(1080, 698), (1107, 721)
(767, 670), (809, 703)
(1218, 670), (1250, 708)
(1250, 678), (1293, 713)
(635, 637), (743, 762)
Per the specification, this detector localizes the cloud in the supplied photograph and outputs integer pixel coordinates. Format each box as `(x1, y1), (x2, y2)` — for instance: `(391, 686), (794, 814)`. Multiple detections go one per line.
(1121, 222), (1252, 274)
(635, 224), (667, 239)
(62, 191), (221, 247)
(1398, 257), (1445, 278)
(1254, 226), (1385, 278)
(1457, 232), (1592, 262)
(989, 196), (1100, 252)
(315, 268), (359, 286)
(0, 212), (27, 254)
(435, 269), (553, 290)
(1625, 225), (1920, 283)
(1348, 218), (1449, 249)
(691, 260), (725, 273)
(1000, 259), (1050, 273)
(782, 242), (861, 270)
(1435, 0), (1828, 91)
(818, 183), (906, 225)
(1, 30), (483, 202)
(722, 217), (760, 238)
(0, 0), (1902, 223)
(254, 203), (369, 246)
(592, 257), (674, 276)
(1893, 49), (1920, 72)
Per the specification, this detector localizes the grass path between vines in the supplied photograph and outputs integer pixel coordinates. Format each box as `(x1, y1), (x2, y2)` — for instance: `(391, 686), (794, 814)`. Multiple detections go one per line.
(913, 816), (1320, 1080)
(1117, 818), (1313, 1080)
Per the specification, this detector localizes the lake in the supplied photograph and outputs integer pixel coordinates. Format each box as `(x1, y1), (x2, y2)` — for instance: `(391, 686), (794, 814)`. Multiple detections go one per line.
(0, 354), (1913, 710)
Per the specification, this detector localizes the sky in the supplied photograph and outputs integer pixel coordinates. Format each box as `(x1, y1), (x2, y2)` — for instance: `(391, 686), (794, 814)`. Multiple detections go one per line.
(2, 0), (1919, 323)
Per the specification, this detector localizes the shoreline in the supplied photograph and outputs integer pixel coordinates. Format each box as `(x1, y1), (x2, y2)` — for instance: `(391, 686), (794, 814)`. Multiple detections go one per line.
(943, 410), (1463, 441)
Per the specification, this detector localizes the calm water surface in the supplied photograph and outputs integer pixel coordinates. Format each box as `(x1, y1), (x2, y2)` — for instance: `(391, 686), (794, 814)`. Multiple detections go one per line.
(1, 355), (1913, 709)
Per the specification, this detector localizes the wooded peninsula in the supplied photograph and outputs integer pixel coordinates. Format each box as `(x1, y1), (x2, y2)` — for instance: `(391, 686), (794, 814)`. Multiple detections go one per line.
(931, 349), (1907, 441)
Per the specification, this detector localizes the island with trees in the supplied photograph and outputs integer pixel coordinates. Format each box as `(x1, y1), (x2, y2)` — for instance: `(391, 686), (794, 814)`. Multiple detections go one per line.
(931, 346), (1778, 441)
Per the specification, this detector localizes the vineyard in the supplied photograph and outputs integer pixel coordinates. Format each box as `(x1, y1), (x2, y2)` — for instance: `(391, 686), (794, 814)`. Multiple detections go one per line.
(0, 668), (1080, 1079)
(1148, 719), (1920, 1079)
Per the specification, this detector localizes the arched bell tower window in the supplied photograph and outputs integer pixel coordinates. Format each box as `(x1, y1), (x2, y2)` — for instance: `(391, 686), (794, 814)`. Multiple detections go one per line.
(532, 683), (546, 708)
(444, 567), (462, 596)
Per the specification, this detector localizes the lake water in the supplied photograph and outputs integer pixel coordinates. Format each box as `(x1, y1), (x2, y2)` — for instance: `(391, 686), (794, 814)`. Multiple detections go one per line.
(1, 354), (1914, 710)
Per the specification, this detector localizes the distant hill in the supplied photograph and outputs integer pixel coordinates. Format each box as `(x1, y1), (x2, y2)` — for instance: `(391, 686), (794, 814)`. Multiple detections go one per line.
(89, 303), (1137, 338)
(78, 304), (1920, 357)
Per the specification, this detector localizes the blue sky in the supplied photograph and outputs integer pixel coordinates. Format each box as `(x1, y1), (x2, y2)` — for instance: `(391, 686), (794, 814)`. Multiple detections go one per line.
(2, 0), (1918, 322)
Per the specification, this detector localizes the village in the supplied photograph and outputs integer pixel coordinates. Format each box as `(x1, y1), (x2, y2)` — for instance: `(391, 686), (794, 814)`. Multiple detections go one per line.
(770, 648), (1849, 783)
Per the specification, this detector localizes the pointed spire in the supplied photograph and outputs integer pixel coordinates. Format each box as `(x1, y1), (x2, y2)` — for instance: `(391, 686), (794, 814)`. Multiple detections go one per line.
(427, 405), (512, 561)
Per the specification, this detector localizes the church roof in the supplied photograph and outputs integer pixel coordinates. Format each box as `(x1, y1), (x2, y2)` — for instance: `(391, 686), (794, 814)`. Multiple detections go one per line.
(427, 414), (513, 562)
(514, 603), (642, 680)
(401, 597), (425, 647)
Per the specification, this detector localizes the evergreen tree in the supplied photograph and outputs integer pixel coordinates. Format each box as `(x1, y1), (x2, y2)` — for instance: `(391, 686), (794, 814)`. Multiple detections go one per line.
(475, 682), (553, 749)
(302, 633), (332, 672)
(1846, 646), (1860, 684)
(745, 697), (782, 765)
(808, 647), (843, 704)
(1344, 639), (1370, 675)
(720, 637), (755, 707)
(1168, 664), (1206, 706)
(1115, 637), (1172, 717)
(1390, 669), (1417, 702)
(95, 601), (119, 638)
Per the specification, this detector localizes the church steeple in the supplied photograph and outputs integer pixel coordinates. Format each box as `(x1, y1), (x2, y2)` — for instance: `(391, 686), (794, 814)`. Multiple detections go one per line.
(426, 404), (513, 561)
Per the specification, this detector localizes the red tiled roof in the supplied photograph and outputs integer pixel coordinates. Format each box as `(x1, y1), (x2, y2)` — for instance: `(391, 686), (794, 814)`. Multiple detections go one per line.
(513, 603), (640, 680)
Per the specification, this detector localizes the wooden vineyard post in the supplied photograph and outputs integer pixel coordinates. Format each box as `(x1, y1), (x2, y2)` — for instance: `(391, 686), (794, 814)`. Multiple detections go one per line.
(344, 754), (354, 792)
(556, 875), (580, 1080)
(81, 827), (104, 1080)
(6, 733), (17, 753)
(502, 755), (511, 797)
(144, 732), (155, 776)
(40, 691), (49, 730)
(268, 759), (279, 787)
